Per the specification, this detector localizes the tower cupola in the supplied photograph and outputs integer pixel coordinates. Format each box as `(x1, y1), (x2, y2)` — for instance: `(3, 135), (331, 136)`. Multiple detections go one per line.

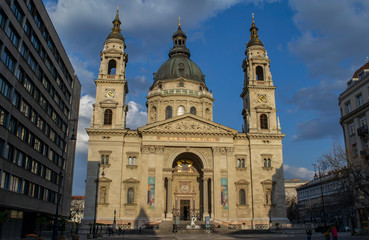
(169, 17), (190, 58)
(106, 7), (125, 41)
(247, 13), (264, 48)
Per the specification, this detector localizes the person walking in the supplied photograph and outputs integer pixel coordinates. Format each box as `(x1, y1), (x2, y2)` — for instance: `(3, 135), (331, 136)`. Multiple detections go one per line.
(306, 226), (312, 240)
(330, 225), (338, 240)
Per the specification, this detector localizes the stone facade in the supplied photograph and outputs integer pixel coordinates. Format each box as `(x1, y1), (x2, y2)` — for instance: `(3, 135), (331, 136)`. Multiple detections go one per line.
(83, 12), (288, 229)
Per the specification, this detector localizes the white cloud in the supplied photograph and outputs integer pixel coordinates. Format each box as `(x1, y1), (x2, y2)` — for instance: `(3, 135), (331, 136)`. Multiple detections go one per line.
(75, 95), (94, 155)
(284, 164), (314, 180)
(288, 0), (369, 80)
(126, 100), (148, 129)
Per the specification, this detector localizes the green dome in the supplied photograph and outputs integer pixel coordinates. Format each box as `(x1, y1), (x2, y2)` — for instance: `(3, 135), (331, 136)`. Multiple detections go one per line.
(106, 31), (125, 41)
(154, 56), (204, 82)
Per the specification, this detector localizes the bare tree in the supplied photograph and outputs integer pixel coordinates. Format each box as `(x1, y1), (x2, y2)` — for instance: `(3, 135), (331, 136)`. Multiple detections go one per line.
(318, 143), (369, 209)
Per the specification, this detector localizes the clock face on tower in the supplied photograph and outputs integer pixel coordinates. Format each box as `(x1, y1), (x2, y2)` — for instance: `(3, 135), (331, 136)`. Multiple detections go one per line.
(106, 89), (115, 98)
(258, 95), (266, 103)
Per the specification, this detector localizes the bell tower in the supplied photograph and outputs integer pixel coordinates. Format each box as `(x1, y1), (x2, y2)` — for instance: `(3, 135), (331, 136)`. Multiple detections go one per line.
(240, 14), (281, 134)
(90, 7), (129, 129)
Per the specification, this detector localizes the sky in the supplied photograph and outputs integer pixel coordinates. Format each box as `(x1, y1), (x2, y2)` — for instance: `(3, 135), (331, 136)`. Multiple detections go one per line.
(42, 0), (369, 195)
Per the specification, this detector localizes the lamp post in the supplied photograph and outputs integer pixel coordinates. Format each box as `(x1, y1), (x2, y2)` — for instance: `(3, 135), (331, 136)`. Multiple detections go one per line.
(113, 209), (116, 231)
(93, 163), (104, 237)
(52, 120), (77, 240)
(314, 164), (327, 229)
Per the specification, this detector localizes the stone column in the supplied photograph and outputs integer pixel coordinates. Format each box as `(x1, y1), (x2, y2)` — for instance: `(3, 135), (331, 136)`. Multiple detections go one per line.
(167, 177), (173, 219)
(203, 178), (209, 217)
(210, 177), (214, 218)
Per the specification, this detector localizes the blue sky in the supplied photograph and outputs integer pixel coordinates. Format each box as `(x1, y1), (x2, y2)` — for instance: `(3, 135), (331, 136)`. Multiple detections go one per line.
(43, 0), (369, 195)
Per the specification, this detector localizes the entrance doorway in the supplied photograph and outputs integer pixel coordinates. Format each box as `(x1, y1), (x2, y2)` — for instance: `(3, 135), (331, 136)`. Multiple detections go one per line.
(180, 200), (190, 220)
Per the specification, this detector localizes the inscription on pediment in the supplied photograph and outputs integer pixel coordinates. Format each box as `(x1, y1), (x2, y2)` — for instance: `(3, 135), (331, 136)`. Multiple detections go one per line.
(153, 119), (224, 132)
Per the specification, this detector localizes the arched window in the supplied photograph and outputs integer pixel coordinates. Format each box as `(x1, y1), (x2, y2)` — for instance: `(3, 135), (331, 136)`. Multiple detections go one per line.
(190, 107), (196, 115)
(239, 189), (246, 205)
(105, 155), (109, 164)
(267, 158), (271, 167)
(104, 109), (112, 125)
(177, 106), (185, 116)
(127, 188), (134, 204)
(99, 187), (107, 204)
(165, 106), (172, 119)
(108, 59), (116, 75)
(133, 157), (136, 165)
(260, 114), (268, 129)
(101, 155), (105, 164)
(256, 66), (264, 80)
(237, 159), (241, 168)
(128, 157), (132, 165)
(264, 158), (268, 167)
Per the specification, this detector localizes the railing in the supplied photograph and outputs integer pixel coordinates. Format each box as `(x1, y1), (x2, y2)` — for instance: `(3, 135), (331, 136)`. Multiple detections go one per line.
(357, 125), (368, 136)
(148, 89), (213, 98)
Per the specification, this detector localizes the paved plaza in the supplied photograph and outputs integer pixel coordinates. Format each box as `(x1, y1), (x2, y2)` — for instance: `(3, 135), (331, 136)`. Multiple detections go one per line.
(75, 232), (368, 240)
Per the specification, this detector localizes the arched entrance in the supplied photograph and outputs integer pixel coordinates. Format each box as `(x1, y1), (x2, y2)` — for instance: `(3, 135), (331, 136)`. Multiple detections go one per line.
(164, 152), (209, 221)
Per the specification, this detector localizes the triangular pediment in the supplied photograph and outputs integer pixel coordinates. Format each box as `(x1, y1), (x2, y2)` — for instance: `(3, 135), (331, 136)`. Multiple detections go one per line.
(123, 177), (140, 183)
(96, 176), (112, 183)
(99, 99), (118, 108)
(138, 113), (238, 135)
(234, 179), (250, 185)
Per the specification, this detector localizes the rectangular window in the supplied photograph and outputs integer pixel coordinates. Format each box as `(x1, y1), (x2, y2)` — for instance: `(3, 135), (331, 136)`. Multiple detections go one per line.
(0, 107), (9, 127)
(23, 20), (31, 37)
(11, 2), (24, 23)
(48, 39), (55, 54)
(349, 123), (355, 136)
(345, 101), (351, 114)
(0, 75), (11, 99)
(30, 32), (40, 51)
(20, 43), (29, 58)
(1, 171), (10, 190)
(11, 91), (20, 108)
(2, 49), (16, 73)
(16, 67), (24, 83)
(28, 0), (35, 13)
(360, 117), (367, 127)
(0, 10), (7, 29)
(357, 94), (363, 107)
(34, 12), (42, 29)
(20, 99), (31, 118)
(23, 76), (34, 94)
(6, 24), (20, 47)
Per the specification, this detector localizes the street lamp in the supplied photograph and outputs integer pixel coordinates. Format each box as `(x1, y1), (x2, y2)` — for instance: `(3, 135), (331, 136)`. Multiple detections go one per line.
(313, 164), (327, 229)
(93, 163), (104, 237)
(113, 209), (116, 231)
(52, 120), (77, 240)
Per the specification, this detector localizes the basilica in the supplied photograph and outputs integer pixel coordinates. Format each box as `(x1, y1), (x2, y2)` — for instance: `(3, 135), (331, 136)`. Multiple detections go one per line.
(83, 10), (287, 229)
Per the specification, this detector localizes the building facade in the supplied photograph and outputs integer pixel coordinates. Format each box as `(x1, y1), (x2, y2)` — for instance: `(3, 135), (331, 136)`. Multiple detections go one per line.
(338, 61), (369, 232)
(0, 0), (81, 238)
(296, 172), (352, 229)
(83, 12), (287, 229)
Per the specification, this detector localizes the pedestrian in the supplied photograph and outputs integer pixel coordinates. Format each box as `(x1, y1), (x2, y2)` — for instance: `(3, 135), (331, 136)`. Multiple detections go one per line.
(330, 225), (338, 240)
(306, 226), (312, 240)
(138, 226), (142, 234)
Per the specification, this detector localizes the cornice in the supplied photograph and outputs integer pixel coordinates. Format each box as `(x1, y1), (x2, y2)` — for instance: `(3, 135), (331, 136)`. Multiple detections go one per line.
(246, 133), (285, 139)
(86, 128), (129, 135)
(139, 130), (235, 136)
(247, 85), (277, 90)
(95, 79), (127, 84)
